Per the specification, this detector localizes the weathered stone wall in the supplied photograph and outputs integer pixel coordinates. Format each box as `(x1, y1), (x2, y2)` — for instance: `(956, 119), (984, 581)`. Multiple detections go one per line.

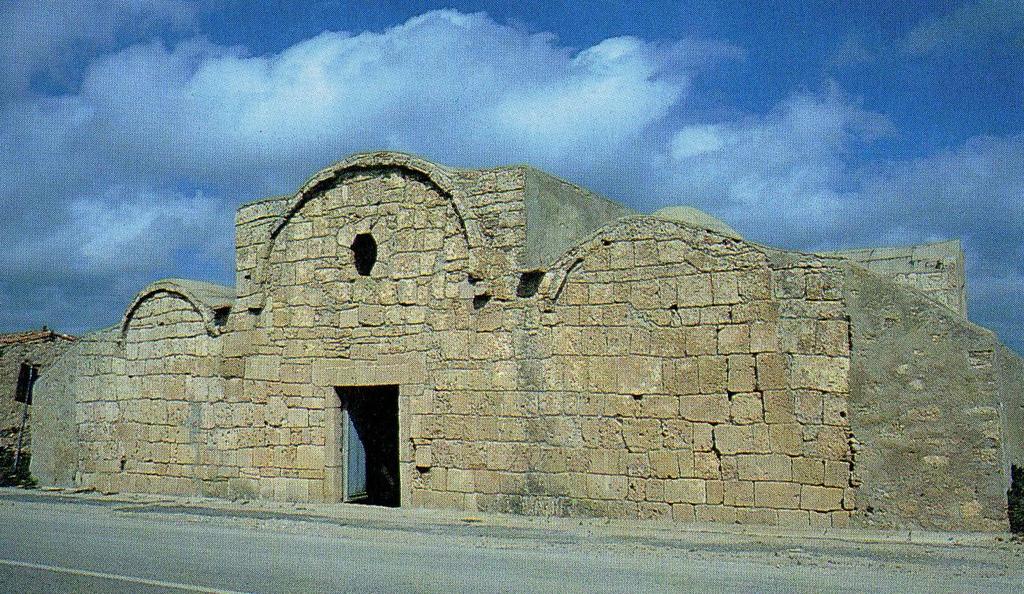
(411, 219), (855, 527)
(238, 164), (529, 502)
(70, 291), (246, 496)
(30, 159), (857, 526)
(997, 345), (1024, 495)
(1, 333), (75, 453)
(845, 265), (1014, 531)
(31, 328), (118, 487)
(235, 195), (288, 307)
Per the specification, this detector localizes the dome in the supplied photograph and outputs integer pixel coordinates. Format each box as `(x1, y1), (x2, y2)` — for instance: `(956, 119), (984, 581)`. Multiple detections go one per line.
(652, 206), (742, 240)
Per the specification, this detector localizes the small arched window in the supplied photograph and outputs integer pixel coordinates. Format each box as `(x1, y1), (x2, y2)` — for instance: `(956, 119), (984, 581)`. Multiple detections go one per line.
(351, 233), (377, 276)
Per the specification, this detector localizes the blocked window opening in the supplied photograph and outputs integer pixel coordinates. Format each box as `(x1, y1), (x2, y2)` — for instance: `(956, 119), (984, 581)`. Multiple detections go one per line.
(14, 363), (38, 404)
(1010, 465), (1023, 533)
(212, 306), (231, 327)
(516, 271), (545, 298)
(336, 385), (400, 507)
(473, 293), (491, 310)
(351, 233), (377, 277)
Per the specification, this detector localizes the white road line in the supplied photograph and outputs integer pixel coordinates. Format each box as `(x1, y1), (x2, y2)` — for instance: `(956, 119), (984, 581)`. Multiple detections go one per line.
(0, 558), (251, 594)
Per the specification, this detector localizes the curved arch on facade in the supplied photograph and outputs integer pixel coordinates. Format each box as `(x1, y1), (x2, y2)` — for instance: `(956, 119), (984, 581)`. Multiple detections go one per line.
(120, 279), (233, 338)
(539, 215), (752, 307)
(252, 152), (484, 301)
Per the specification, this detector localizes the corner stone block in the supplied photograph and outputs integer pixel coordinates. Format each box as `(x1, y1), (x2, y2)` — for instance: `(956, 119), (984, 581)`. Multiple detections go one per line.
(823, 460), (850, 487)
(807, 425), (850, 461)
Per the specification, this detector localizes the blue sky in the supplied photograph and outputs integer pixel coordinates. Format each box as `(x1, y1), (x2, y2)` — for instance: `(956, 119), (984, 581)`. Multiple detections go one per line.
(0, 0), (1022, 353)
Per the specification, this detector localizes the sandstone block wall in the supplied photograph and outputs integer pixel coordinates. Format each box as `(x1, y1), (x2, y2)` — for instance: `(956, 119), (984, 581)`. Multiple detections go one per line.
(404, 219), (855, 528)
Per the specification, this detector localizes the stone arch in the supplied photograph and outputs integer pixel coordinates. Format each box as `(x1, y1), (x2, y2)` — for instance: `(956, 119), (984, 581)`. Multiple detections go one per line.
(539, 215), (754, 307)
(540, 216), (666, 306)
(252, 152), (484, 303)
(120, 279), (234, 339)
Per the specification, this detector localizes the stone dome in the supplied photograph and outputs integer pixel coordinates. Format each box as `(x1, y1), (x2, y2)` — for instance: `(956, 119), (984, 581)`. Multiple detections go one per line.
(652, 206), (742, 240)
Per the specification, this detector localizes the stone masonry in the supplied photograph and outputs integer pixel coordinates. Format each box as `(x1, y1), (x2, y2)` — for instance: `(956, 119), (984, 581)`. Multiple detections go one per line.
(30, 152), (1024, 532)
(1, 329), (75, 454)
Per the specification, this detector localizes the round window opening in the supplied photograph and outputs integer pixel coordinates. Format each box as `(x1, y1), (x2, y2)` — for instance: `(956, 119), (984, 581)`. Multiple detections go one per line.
(351, 233), (377, 276)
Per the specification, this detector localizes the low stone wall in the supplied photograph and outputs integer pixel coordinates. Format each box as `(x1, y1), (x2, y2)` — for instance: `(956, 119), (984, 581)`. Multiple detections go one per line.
(30, 329), (113, 487)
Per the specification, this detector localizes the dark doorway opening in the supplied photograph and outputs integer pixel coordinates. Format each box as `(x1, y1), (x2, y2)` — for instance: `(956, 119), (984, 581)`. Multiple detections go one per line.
(1009, 464), (1023, 534)
(336, 385), (400, 507)
(14, 363), (38, 404)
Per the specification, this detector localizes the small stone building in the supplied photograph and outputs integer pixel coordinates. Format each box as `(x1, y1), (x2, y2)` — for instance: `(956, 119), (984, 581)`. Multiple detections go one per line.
(1, 329), (76, 456)
(31, 152), (1024, 532)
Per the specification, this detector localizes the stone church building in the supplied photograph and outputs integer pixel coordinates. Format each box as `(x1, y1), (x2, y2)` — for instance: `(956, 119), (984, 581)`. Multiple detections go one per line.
(29, 152), (1023, 532)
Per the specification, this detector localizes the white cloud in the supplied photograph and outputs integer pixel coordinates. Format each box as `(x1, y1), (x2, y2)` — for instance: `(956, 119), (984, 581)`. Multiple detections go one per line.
(8, 187), (232, 280)
(0, 0), (197, 95)
(900, 0), (1024, 56)
(670, 125), (724, 159)
(653, 89), (1024, 348)
(656, 87), (893, 246)
(60, 10), (725, 183)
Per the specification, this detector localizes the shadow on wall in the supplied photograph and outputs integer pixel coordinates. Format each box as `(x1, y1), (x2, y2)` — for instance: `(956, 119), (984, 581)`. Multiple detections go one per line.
(1011, 465), (1024, 534)
(0, 446), (35, 487)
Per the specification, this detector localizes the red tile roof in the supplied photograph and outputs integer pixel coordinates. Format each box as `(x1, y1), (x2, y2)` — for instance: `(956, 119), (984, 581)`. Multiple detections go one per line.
(0, 328), (76, 346)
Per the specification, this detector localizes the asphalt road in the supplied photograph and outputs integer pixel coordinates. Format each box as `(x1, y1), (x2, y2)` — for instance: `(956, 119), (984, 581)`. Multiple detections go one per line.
(0, 491), (1021, 593)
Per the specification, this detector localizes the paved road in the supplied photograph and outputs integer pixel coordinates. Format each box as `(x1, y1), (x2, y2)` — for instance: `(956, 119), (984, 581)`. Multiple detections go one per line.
(0, 491), (1020, 593)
